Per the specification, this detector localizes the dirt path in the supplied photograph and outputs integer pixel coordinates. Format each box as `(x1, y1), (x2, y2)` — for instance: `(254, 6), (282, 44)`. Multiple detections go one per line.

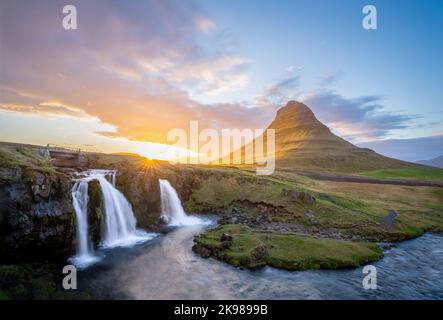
(286, 170), (443, 188)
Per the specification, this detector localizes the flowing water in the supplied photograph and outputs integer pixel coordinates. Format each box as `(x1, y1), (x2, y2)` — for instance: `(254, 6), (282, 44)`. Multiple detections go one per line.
(79, 220), (443, 299)
(159, 179), (209, 226)
(71, 174), (443, 299)
(69, 181), (100, 269)
(96, 174), (154, 248)
(69, 170), (156, 269)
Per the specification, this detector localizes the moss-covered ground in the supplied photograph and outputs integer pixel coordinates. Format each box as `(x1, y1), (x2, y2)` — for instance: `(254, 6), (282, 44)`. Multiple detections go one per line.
(194, 224), (383, 270)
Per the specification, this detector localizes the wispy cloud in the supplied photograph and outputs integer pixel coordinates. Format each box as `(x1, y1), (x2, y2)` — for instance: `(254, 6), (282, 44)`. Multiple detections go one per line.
(320, 71), (344, 87)
(0, 0), (428, 151)
(301, 90), (418, 142)
(255, 75), (300, 107)
(0, 0), (252, 143)
(195, 17), (216, 33)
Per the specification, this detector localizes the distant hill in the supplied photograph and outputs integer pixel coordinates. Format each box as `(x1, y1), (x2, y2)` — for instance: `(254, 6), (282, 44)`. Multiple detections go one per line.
(242, 101), (424, 173)
(418, 155), (443, 169)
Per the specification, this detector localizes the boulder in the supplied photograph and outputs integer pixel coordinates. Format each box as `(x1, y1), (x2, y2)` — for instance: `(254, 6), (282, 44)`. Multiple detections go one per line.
(220, 233), (233, 242)
(288, 191), (316, 204)
(250, 243), (268, 261)
(192, 243), (211, 258)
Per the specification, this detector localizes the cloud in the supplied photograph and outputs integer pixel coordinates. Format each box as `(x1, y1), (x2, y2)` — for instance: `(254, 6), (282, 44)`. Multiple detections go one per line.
(320, 71), (344, 87)
(0, 0), (424, 150)
(358, 135), (443, 162)
(166, 56), (249, 95)
(195, 17), (216, 33)
(0, 102), (89, 119)
(255, 75), (300, 107)
(301, 90), (417, 142)
(252, 73), (416, 143)
(0, 0), (253, 144)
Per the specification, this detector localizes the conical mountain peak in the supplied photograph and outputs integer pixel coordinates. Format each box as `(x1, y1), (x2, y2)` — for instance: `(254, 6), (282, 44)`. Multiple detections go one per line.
(263, 101), (410, 172)
(267, 100), (332, 139)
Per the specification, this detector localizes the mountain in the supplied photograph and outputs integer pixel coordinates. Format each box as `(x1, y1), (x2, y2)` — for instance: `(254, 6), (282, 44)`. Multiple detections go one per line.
(247, 101), (422, 173)
(418, 155), (443, 169)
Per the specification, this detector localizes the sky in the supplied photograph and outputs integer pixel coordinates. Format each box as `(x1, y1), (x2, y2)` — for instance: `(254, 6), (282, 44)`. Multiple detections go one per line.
(0, 0), (442, 162)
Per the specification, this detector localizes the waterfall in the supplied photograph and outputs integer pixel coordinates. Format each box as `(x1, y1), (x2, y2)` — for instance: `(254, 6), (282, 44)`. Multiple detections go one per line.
(159, 179), (207, 226)
(111, 171), (116, 186)
(69, 180), (99, 269)
(96, 174), (152, 248)
(69, 169), (156, 268)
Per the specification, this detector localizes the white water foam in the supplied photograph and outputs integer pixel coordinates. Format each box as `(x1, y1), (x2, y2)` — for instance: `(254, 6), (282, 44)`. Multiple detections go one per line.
(159, 179), (209, 226)
(69, 170), (157, 268)
(69, 180), (101, 269)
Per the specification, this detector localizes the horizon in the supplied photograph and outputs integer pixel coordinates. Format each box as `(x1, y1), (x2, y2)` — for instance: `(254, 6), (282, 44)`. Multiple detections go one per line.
(1, 0), (442, 162)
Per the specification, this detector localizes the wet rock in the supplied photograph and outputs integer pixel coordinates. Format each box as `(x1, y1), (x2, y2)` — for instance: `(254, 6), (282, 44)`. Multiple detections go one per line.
(380, 242), (396, 250)
(220, 233), (233, 242)
(250, 243), (268, 261)
(192, 243), (211, 258)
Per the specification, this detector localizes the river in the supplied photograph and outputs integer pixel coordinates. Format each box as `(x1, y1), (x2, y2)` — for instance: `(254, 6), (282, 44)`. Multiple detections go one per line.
(78, 219), (443, 299)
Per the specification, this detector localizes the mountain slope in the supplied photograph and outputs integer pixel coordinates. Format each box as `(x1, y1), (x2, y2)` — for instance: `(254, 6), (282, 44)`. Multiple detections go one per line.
(253, 101), (423, 173)
(418, 155), (443, 169)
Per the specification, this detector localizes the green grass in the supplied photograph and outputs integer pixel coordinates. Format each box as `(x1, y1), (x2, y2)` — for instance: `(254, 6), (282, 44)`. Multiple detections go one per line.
(184, 166), (443, 241)
(360, 167), (443, 181)
(0, 141), (54, 177)
(195, 224), (383, 270)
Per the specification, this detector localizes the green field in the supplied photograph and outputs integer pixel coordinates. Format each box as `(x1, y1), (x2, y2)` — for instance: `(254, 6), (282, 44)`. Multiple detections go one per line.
(360, 167), (443, 181)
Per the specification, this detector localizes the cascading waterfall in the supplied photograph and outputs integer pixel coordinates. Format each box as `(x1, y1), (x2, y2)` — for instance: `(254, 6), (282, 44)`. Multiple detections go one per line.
(159, 179), (207, 226)
(69, 181), (100, 268)
(69, 169), (156, 268)
(111, 170), (116, 186)
(97, 174), (152, 248)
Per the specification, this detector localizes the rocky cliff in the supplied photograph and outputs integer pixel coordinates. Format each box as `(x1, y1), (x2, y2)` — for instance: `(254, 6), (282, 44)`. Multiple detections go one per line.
(0, 167), (74, 263)
(0, 144), (212, 263)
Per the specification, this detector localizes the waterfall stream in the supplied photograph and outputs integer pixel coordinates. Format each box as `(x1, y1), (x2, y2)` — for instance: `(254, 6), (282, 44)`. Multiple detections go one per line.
(69, 170), (156, 269)
(159, 179), (208, 226)
(70, 180), (100, 269)
(97, 174), (152, 248)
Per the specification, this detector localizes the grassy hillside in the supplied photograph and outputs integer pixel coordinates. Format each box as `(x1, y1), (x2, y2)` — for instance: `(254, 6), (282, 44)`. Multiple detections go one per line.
(185, 166), (443, 241)
(0, 142), (54, 179)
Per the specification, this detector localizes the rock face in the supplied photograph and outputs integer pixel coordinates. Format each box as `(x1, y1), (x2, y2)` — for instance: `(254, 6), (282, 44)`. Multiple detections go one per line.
(109, 163), (199, 230)
(0, 168), (74, 263)
(0, 153), (212, 264)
